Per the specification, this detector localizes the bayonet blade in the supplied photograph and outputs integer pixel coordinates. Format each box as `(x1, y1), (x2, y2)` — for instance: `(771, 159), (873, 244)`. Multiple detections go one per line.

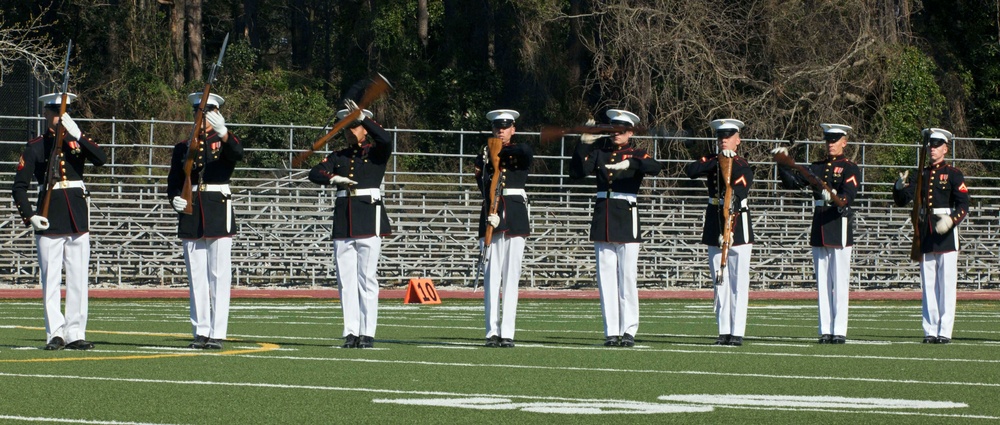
(208, 33), (230, 84)
(60, 40), (72, 93)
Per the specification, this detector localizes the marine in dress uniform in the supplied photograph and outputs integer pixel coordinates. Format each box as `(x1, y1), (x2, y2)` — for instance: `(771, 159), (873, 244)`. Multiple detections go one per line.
(568, 109), (662, 348)
(774, 124), (861, 344)
(474, 109), (533, 348)
(892, 128), (970, 344)
(12, 92), (106, 351)
(166, 93), (244, 350)
(684, 119), (754, 346)
(308, 100), (392, 349)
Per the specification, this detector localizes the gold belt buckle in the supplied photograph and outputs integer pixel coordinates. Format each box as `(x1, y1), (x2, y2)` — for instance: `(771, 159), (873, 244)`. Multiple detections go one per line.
(349, 188), (358, 196)
(199, 184), (207, 192)
(59, 181), (69, 189)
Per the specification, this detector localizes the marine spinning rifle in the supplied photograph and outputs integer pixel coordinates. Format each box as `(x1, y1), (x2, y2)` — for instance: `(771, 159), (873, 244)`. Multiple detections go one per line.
(180, 33), (230, 215)
(40, 40), (73, 219)
(473, 137), (504, 292)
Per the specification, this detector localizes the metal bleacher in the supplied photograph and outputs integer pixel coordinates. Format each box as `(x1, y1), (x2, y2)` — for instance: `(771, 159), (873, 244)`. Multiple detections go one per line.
(1, 116), (998, 291)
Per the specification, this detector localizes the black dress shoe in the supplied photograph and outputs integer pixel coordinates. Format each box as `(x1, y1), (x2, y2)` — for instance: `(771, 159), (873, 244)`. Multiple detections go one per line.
(188, 335), (210, 349)
(620, 333), (635, 347)
(832, 335), (846, 344)
(818, 334), (833, 344)
(922, 336), (938, 344)
(714, 334), (731, 345)
(358, 335), (374, 349)
(342, 334), (359, 348)
(729, 336), (744, 346)
(499, 338), (515, 348)
(604, 336), (620, 347)
(204, 339), (224, 349)
(936, 336), (951, 344)
(44, 336), (65, 351)
(65, 339), (95, 350)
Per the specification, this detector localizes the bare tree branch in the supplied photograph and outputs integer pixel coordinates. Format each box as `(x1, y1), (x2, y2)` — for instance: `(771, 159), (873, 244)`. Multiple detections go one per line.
(0, 12), (61, 86)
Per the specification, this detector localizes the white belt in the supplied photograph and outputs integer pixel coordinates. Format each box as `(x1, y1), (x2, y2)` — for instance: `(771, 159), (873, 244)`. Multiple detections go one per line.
(813, 200), (831, 207)
(596, 191), (637, 203)
(922, 207), (951, 215)
(49, 180), (85, 191)
(502, 188), (527, 198)
(709, 198), (748, 208)
(336, 188), (382, 199)
(195, 183), (230, 192)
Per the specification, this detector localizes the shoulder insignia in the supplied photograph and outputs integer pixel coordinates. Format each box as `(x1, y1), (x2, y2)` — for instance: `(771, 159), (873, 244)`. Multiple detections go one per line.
(958, 182), (968, 193)
(17, 155), (25, 171)
(845, 175), (858, 186)
(734, 175), (748, 187)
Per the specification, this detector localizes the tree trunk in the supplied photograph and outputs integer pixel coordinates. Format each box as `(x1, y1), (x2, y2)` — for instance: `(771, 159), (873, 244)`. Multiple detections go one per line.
(186, 0), (203, 82)
(417, 0), (429, 48)
(290, 0), (312, 70)
(170, 0), (186, 87)
(237, 0), (261, 50)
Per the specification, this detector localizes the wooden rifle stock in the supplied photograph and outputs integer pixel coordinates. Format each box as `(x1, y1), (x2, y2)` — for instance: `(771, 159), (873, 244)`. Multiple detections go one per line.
(180, 89), (212, 215)
(717, 155), (736, 284)
(539, 124), (638, 143)
(473, 137), (504, 291)
(909, 139), (929, 262)
(292, 74), (391, 167)
(773, 152), (847, 208)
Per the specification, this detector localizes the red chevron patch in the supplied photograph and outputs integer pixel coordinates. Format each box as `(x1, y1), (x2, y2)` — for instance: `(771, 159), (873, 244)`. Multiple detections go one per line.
(845, 175), (858, 186)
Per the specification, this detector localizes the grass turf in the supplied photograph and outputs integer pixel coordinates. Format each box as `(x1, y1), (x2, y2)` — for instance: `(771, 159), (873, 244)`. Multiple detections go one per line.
(0, 298), (997, 423)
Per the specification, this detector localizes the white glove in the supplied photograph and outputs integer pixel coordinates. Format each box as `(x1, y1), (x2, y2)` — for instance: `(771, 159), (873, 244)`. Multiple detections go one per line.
(580, 119), (599, 144)
(821, 188), (837, 203)
(487, 213), (500, 228)
(935, 214), (954, 235)
(605, 160), (630, 171)
(171, 196), (188, 213)
(721, 149), (737, 158)
(330, 175), (358, 186)
(770, 146), (788, 156)
(345, 99), (365, 122)
(205, 110), (228, 138)
(29, 215), (49, 231)
(895, 170), (909, 190)
(60, 113), (81, 140)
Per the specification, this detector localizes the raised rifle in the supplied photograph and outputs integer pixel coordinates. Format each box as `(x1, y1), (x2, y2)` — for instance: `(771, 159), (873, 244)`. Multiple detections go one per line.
(40, 40), (73, 219)
(773, 150), (847, 209)
(473, 137), (504, 291)
(909, 132), (930, 262)
(292, 73), (392, 167)
(539, 123), (639, 143)
(180, 33), (230, 215)
(716, 155), (737, 285)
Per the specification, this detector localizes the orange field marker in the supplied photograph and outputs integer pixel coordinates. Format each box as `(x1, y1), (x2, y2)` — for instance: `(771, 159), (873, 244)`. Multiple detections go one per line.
(403, 278), (442, 304)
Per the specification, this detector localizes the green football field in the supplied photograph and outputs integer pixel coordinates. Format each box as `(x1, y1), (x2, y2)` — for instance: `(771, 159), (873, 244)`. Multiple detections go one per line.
(0, 297), (998, 423)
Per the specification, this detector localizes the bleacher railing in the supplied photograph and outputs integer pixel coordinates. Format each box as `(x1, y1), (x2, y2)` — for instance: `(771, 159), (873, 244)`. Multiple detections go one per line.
(1, 115), (997, 290)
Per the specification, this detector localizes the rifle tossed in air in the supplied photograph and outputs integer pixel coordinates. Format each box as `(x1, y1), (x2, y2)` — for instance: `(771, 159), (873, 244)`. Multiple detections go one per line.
(180, 33), (230, 215)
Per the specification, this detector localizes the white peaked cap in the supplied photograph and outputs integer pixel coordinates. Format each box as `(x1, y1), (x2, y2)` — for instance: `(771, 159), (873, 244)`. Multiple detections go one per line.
(710, 118), (745, 132)
(337, 109), (374, 120)
(820, 123), (852, 135)
(924, 127), (953, 142)
(486, 109), (520, 122)
(38, 92), (77, 106)
(188, 92), (225, 108)
(606, 109), (640, 126)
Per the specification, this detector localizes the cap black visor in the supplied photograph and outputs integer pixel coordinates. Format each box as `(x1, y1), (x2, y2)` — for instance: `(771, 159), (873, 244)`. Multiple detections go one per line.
(715, 129), (738, 139)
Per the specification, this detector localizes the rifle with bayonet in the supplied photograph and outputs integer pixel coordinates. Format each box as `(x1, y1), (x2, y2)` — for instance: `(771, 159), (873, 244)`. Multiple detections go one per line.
(40, 40), (73, 220)
(716, 155), (737, 284)
(539, 124), (640, 143)
(473, 137), (504, 291)
(909, 131), (930, 262)
(180, 33), (230, 215)
(773, 149), (847, 209)
(292, 73), (392, 167)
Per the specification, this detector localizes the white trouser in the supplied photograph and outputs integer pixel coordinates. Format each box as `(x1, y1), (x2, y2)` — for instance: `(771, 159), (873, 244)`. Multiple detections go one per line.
(813, 246), (853, 336)
(920, 251), (958, 339)
(184, 237), (232, 339)
(334, 236), (382, 338)
(37, 233), (90, 342)
(481, 233), (525, 339)
(595, 242), (640, 337)
(708, 244), (752, 337)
